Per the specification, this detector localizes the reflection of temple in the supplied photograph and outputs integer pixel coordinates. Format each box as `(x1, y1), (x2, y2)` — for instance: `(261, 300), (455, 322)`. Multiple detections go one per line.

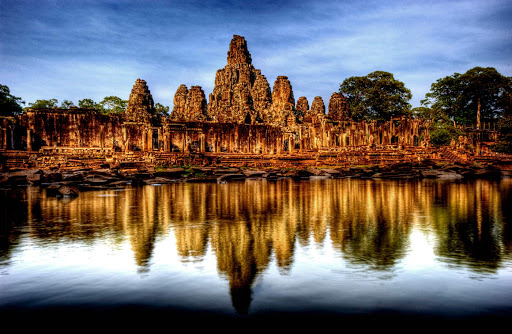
(1, 35), (440, 168)
(1, 179), (511, 312)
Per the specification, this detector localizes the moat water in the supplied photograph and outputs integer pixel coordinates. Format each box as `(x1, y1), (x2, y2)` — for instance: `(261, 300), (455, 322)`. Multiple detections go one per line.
(1, 178), (512, 327)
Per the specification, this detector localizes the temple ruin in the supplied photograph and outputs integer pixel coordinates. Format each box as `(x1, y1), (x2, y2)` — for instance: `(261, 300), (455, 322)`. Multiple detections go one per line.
(0, 35), (499, 169)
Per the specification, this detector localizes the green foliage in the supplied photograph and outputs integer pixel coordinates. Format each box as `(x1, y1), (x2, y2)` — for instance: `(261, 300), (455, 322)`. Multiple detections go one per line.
(0, 84), (25, 116)
(422, 67), (512, 125)
(339, 71), (412, 121)
(430, 126), (453, 146)
(154, 103), (169, 116)
(60, 100), (75, 108)
(492, 113), (512, 153)
(411, 106), (447, 122)
(78, 98), (98, 109)
(96, 96), (127, 114)
(29, 99), (58, 109)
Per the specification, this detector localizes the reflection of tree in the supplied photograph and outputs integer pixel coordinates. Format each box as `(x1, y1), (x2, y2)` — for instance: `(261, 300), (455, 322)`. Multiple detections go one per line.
(432, 180), (508, 273)
(329, 180), (413, 271)
(0, 189), (28, 262)
(3, 177), (511, 313)
(336, 216), (410, 270)
(501, 180), (512, 259)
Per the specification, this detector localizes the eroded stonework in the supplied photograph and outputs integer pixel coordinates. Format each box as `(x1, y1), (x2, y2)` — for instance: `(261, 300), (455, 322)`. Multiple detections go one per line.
(3, 34), (489, 170)
(207, 35), (272, 124)
(328, 92), (349, 121)
(269, 76), (296, 126)
(170, 85), (207, 121)
(124, 79), (155, 123)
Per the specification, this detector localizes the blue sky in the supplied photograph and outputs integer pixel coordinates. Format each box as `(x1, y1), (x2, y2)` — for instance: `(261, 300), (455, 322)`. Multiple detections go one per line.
(1, 0), (511, 109)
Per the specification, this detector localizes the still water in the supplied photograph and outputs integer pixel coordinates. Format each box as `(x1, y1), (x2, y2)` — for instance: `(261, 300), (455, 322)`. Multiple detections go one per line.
(1, 178), (512, 326)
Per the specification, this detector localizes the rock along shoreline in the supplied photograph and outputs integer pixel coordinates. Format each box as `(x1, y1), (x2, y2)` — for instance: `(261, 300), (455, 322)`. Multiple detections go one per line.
(1, 159), (510, 198)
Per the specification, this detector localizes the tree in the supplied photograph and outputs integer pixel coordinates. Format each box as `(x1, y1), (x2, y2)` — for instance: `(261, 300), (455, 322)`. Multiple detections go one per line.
(422, 67), (512, 127)
(0, 84), (25, 116)
(96, 96), (127, 114)
(339, 71), (412, 121)
(29, 99), (58, 109)
(78, 98), (99, 109)
(154, 103), (169, 116)
(78, 98), (96, 109)
(492, 114), (512, 153)
(60, 100), (75, 108)
(412, 107), (464, 147)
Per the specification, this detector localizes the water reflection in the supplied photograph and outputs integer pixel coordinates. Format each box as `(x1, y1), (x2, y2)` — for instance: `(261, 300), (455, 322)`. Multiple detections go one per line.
(1, 178), (511, 314)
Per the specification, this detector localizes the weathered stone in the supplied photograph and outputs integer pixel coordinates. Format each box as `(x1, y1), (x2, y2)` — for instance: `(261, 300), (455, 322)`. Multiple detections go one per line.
(27, 173), (41, 184)
(45, 184), (61, 196)
(145, 177), (175, 184)
(306, 168), (325, 176)
(57, 185), (79, 197)
(311, 96), (325, 115)
(269, 76), (295, 126)
(82, 177), (109, 186)
(214, 168), (240, 174)
(90, 168), (116, 177)
(154, 168), (186, 178)
(170, 84), (188, 121)
(186, 86), (208, 121)
(421, 169), (463, 179)
(42, 171), (62, 183)
(320, 168), (341, 177)
(124, 78), (155, 123)
(1, 34), (498, 175)
(327, 92), (349, 121)
(242, 170), (266, 177)
(292, 169), (314, 179)
(208, 35), (272, 124)
(295, 96), (309, 123)
(170, 85), (208, 121)
(217, 173), (245, 182)
(62, 172), (85, 181)
(296, 97), (309, 114)
(227, 35), (252, 66)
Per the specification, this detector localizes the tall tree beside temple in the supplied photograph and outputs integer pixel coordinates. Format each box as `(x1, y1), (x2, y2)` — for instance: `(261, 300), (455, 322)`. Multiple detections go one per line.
(0, 84), (24, 116)
(97, 96), (128, 114)
(60, 100), (75, 108)
(78, 98), (98, 109)
(28, 99), (58, 109)
(154, 103), (169, 116)
(339, 71), (412, 121)
(421, 67), (512, 127)
(493, 113), (512, 153)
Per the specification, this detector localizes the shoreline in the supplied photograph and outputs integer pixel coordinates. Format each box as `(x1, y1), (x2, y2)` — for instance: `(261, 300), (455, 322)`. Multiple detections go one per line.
(1, 159), (510, 196)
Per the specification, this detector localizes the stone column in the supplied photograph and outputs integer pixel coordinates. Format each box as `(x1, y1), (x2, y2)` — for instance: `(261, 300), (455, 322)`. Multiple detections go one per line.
(1, 129), (6, 149)
(27, 129), (32, 151)
(141, 127), (146, 151)
(158, 128), (162, 151)
(199, 133), (205, 153)
(122, 126), (127, 152)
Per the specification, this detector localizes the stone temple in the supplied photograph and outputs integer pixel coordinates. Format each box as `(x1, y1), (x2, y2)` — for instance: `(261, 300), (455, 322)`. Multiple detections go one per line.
(0, 35), (492, 169)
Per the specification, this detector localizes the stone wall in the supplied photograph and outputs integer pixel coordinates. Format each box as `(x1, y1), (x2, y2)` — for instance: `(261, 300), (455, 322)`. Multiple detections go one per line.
(3, 35), (436, 163)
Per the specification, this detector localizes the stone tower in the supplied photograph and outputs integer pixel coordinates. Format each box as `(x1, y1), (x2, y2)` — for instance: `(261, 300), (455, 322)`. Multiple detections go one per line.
(207, 35), (272, 124)
(124, 78), (155, 123)
(170, 85), (208, 121)
(327, 92), (350, 121)
(269, 76), (296, 126)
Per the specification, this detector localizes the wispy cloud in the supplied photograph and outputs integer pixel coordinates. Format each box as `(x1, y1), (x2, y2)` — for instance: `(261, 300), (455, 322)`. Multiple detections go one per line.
(1, 0), (510, 108)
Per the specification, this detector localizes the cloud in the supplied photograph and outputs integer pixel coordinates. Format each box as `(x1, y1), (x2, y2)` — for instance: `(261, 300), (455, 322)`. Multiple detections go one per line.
(1, 0), (510, 109)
